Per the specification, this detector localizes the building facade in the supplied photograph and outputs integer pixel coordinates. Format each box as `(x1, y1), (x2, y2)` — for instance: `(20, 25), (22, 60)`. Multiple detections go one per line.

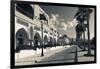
(15, 3), (59, 52)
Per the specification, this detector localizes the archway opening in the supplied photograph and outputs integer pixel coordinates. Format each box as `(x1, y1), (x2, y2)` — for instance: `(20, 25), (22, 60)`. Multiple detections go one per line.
(34, 33), (41, 49)
(54, 38), (56, 46)
(49, 37), (53, 47)
(44, 35), (48, 48)
(16, 28), (29, 52)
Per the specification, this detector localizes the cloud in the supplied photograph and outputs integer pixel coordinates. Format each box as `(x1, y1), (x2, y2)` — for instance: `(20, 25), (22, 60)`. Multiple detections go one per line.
(61, 22), (67, 30)
(51, 14), (57, 21)
(50, 14), (78, 33)
(55, 14), (59, 17)
(57, 22), (67, 32)
(72, 19), (78, 26)
(67, 19), (78, 28)
(50, 14), (68, 33)
(51, 14), (60, 21)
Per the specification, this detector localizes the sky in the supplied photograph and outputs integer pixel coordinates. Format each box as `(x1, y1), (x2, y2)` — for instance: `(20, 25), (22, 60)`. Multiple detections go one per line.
(39, 4), (95, 39)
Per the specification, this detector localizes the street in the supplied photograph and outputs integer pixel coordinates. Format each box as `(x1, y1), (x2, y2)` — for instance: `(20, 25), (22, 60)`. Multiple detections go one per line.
(36, 45), (78, 64)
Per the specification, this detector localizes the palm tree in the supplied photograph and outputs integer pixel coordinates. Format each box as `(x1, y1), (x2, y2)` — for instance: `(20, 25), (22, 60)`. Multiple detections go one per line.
(75, 23), (85, 48)
(75, 8), (86, 47)
(74, 7), (93, 56)
(86, 8), (93, 56)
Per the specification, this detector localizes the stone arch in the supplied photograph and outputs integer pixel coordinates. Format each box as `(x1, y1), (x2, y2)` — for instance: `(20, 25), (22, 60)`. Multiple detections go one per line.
(44, 35), (48, 47)
(54, 38), (56, 46)
(57, 38), (60, 45)
(34, 32), (41, 48)
(16, 28), (29, 51)
(57, 37), (62, 45)
(49, 36), (53, 46)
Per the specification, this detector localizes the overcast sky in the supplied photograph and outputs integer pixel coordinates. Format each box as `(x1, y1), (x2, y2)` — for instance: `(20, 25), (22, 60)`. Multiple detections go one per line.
(39, 4), (95, 39)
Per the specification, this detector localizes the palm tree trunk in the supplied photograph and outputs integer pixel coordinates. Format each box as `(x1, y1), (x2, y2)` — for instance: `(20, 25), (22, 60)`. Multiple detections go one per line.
(83, 31), (86, 50)
(87, 9), (91, 55)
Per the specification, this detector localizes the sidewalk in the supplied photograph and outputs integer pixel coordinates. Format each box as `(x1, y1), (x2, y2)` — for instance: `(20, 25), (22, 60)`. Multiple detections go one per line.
(77, 50), (95, 62)
(74, 46), (95, 62)
(15, 45), (95, 66)
(15, 45), (71, 66)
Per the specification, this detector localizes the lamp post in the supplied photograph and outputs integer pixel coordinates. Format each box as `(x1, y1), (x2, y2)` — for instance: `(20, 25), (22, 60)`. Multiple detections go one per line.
(39, 13), (48, 56)
(41, 20), (44, 56)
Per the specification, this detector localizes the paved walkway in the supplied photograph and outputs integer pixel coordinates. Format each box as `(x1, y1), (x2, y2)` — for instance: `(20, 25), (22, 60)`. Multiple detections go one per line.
(78, 50), (95, 62)
(15, 45), (95, 66)
(15, 45), (71, 66)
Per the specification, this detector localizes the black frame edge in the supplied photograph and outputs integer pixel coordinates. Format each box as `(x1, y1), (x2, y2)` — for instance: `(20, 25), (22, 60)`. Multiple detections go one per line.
(10, 0), (97, 68)
(10, 1), (15, 69)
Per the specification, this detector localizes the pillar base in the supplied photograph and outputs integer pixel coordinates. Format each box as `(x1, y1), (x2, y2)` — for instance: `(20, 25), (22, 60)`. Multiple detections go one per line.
(41, 54), (44, 57)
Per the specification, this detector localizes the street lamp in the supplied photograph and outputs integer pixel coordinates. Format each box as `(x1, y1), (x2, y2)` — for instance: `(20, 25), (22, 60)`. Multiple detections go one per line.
(41, 20), (44, 56)
(40, 14), (47, 57)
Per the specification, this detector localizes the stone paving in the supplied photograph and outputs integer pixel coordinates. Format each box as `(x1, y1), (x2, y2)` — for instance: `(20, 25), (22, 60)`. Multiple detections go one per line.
(15, 45), (95, 66)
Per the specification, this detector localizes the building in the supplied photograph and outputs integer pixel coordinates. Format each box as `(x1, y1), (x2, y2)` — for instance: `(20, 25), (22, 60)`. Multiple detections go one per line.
(15, 3), (59, 55)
